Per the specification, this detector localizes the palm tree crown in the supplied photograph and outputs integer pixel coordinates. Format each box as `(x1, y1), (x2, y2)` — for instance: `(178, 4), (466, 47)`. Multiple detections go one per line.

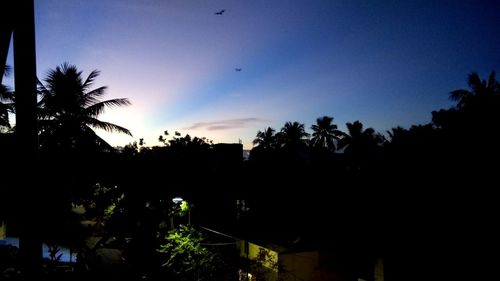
(310, 116), (344, 152)
(450, 71), (500, 109)
(338, 120), (383, 155)
(252, 127), (276, 149)
(279, 121), (309, 148)
(37, 63), (131, 151)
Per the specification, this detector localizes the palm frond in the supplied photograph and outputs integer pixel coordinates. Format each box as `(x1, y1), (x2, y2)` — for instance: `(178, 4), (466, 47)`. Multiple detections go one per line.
(81, 125), (115, 151)
(449, 89), (470, 101)
(336, 137), (350, 150)
(85, 118), (132, 136)
(84, 98), (131, 117)
(37, 78), (53, 102)
(82, 86), (108, 106)
(449, 89), (472, 108)
(82, 70), (101, 91)
(467, 72), (482, 92)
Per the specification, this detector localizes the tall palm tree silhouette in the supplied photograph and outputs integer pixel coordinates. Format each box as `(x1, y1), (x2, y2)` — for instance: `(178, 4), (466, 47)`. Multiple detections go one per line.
(37, 63), (131, 151)
(339, 120), (382, 155)
(252, 127), (277, 149)
(310, 116), (343, 152)
(434, 71), (500, 158)
(279, 121), (309, 148)
(449, 71), (500, 110)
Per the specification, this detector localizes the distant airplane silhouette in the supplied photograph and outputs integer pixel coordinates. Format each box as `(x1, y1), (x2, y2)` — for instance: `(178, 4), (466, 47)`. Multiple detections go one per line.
(235, 68), (242, 72)
(214, 9), (225, 15)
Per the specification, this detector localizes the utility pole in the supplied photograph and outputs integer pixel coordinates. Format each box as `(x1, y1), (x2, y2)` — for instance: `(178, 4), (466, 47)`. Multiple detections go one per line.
(1, 0), (40, 275)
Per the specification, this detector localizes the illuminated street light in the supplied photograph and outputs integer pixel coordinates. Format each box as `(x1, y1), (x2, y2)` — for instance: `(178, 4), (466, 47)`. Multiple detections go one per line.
(172, 197), (183, 204)
(172, 196), (191, 225)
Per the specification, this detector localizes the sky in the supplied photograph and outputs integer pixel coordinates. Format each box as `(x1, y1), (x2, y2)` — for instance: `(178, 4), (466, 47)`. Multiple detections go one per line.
(5, 0), (500, 149)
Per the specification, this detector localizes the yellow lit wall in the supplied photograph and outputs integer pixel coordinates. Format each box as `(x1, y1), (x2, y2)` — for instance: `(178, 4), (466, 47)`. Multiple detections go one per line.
(237, 240), (279, 272)
(0, 221), (5, 239)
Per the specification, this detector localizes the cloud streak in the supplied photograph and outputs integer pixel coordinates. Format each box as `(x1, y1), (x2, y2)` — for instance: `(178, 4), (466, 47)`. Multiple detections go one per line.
(184, 118), (266, 131)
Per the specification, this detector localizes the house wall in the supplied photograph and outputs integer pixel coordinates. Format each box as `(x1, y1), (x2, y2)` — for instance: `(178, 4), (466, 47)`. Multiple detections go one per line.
(280, 251), (319, 281)
(0, 221), (5, 239)
(237, 240), (279, 272)
(237, 240), (279, 281)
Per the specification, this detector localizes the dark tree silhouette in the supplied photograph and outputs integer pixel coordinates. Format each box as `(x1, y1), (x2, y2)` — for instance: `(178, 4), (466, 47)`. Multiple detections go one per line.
(252, 127), (277, 149)
(278, 121), (309, 148)
(339, 121), (383, 155)
(310, 116), (343, 152)
(336, 120), (383, 174)
(27, 64), (133, 269)
(432, 71), (500, 180)
(249, 127), (280, 171)
(37, 63), (132, 152)
(434, 71), (500, 143)
(449, 71), (500, 109)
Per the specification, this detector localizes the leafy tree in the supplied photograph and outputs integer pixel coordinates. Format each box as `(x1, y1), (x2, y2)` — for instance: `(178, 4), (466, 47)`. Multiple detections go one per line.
(83, 183), (125, 225)
(158, 225), (221, 281)
(37, 62), (132, 152)
(169, 134), (212, 149)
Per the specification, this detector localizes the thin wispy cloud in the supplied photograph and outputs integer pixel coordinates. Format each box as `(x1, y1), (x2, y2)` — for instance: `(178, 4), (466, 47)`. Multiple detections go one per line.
(184, 118), (266, 131)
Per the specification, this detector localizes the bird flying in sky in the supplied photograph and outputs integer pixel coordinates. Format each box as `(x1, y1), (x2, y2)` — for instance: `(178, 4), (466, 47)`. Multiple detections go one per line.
(214, 9), (225, 15)
(235, 68), (242, 72)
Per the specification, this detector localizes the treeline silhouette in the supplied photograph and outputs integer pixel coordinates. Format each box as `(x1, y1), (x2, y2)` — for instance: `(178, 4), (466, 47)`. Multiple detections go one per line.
(1, 66), (498, 280)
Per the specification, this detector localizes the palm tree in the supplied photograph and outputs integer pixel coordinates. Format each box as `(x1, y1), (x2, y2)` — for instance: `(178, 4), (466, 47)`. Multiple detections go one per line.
(252, 127), (276, 149)
(386, 126), (409, 146)
(279, 121), (310, 148)
(339, 120), (383, 157)
(310, 116), (344, 152)
(450, 71), (500, 109)
(446, 71), (500, 148)
(37, 63), (132, 151)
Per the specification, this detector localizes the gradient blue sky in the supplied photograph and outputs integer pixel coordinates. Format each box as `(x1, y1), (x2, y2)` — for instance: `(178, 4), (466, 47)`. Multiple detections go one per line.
(6, 0), (500, 148)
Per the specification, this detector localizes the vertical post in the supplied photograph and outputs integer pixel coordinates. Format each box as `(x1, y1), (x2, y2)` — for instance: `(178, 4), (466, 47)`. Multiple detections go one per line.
(245, 240), (250, 281)
(12, 0), (41, 274)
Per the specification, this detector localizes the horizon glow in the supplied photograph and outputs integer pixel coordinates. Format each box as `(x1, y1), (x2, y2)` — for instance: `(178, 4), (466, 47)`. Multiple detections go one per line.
(4, 0), (500, 149)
